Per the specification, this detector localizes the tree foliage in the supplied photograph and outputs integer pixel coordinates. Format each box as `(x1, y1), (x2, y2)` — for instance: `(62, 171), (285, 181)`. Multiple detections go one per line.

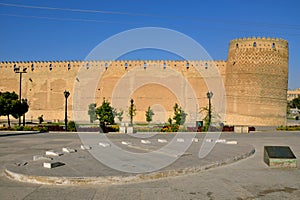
(199, 105), (221, 132)
(67, 121), (77, 132)
(95, 99), (115, 125)
(291, 97), (300, 108)
(161, 103), (186, 132)
(114, 109), (124, 122)
(12, 98), (29, 119)
(199, 106), (210, 132)
(38, 115), (44, 124)
(0, 91), (29, 127)
(172, 103), (187, 125)
(145, 106), (154, 124)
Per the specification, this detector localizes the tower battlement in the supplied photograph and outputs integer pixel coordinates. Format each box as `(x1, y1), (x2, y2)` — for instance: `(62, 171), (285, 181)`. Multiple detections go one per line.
(0, 60), (227, 71)
(229, 36), (288, 52)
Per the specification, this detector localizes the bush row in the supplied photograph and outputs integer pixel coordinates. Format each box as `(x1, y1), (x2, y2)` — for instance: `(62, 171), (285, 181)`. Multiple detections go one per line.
(277, 125), (300, 131)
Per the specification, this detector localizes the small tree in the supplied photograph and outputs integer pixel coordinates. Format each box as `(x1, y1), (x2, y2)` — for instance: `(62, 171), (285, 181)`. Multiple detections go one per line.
(0, 91), (29, 127)
(162, 103), (186, 132)
(128, 99), (136, 126)
(199, 105), (221, 132)
(172, 103), (187, 125)
(114, 109), (124, 123)
(199, 106), (210, 132)
(145, 106), (154, 124)
(88, 103), (97, 123)
(67, 121), (77, 132)
(168, 117), (173, 125)
(12, 98), (29, 121)
(95, 99), (115, 125)
(291, 97), (300, 108)
(38, 115), (44, 124)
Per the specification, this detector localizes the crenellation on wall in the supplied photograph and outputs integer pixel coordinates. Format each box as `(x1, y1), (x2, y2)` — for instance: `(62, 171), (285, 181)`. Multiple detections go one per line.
(230, 37), (288, 54)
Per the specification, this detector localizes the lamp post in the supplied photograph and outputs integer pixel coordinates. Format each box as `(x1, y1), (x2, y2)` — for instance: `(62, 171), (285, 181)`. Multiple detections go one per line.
(206, 91), (213, 130)
(14, 66), (27, 126)
(129, 99), (134, 126)
(64, 90), (70, 132)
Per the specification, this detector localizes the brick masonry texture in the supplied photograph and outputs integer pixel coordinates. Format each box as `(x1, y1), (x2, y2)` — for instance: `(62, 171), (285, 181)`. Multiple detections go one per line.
(0, 37), (288, 126)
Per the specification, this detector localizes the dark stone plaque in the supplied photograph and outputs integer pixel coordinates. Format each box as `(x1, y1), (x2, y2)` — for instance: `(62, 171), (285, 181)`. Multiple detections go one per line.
(265, 146), (296, 159)
(264, 146), (297, 168)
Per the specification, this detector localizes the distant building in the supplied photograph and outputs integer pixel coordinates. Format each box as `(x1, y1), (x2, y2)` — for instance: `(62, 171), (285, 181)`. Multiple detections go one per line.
(289, 108), (299, 115)
(287, 88), (300, 101)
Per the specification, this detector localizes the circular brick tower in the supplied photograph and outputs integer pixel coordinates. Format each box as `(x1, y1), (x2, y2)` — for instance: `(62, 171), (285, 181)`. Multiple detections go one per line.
(225, 37), (289, 126)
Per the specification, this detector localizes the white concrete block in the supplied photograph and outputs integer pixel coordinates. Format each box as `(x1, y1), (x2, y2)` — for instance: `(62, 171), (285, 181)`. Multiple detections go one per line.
(80, 145), (91, 150)
(43, 162), (64, 169)
(158, 139), (167, 143)
(193, 138), (199, 143)
(119, 126), (126, 133)
(121, 141), (131, 145)
(62, 147), (76, 153)
(226, 141), (238, 144)
(98, 142), (111, 147)
(45, 150), (63, 156)
(216, 139), (227, 143)
(33, 155), (52, 161)
(127, 126), (133, 134)
(141, 140), (151, 144)
(177, 138), (185, 142)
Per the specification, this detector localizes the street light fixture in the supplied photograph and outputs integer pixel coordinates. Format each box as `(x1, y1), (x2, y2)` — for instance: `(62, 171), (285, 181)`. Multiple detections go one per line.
(130, 98), (134, 126)
(64, 90), (70, 132)
(14, 66), (27, 126)
(206, 91), (213, 130)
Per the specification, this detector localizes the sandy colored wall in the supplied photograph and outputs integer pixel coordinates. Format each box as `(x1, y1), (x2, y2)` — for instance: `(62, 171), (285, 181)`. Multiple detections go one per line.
(225, 37), (288, 126)
(0, 37), (288, 126)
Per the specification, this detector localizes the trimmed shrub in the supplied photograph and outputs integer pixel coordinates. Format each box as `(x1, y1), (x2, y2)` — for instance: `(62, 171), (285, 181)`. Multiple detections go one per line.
(67, 121), (77, 132)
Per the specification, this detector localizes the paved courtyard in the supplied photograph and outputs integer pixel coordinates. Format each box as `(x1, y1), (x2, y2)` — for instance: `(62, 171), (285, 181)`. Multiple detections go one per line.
(0, 131), (299, 199)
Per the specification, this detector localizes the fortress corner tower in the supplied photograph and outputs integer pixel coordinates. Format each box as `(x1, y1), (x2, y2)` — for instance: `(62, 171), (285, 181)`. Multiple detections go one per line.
(225, 37), (289, 126)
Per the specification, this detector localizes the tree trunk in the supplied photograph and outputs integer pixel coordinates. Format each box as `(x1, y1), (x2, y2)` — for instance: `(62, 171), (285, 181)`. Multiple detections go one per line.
(7, 114), (10, 128)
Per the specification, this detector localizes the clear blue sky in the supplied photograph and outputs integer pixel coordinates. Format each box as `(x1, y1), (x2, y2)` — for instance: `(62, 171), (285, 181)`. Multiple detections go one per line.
(0, 0), (299, 89)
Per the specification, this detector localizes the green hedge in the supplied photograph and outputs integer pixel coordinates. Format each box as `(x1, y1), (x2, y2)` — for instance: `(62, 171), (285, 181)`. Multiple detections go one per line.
(277, 125), (300, 131)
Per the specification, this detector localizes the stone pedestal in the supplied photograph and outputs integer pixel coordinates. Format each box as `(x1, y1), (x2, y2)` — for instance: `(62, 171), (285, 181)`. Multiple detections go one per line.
(33, 155), (52, 161)
(80, 145), (91, 150)
(127, 126), (133, 134)
(158, 139), (167, 143)
(45, 150), (63, 156)
(43, 162), (65, 169)
(119, 126), (126, 133)
(234, 126), (249, 133)
(99, 142), (111, 147)
(62, 147), (76, 153)
(264, 146), (297, 168)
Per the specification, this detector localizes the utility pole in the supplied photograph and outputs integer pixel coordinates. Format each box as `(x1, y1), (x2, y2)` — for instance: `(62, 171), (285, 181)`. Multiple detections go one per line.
(14, 66), (27, 126)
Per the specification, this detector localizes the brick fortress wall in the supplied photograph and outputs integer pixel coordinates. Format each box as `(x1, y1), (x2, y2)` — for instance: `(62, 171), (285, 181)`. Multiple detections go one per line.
(0, 37), (288, 126)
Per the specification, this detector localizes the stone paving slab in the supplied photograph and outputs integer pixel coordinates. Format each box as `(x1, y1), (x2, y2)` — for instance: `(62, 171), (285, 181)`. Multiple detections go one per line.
(0, 131), (300, 199)
(2, 132), (254, 185)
